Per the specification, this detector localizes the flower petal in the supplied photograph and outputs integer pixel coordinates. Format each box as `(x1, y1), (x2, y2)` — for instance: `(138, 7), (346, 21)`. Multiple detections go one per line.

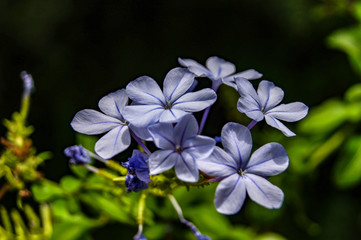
(246, 142), (289, 176)
(123, 105), (164, 127)
(163, 67), (195, 102)
(229, 69), (263, 80)
(265, 115), (296, 137)
(98, 89), (128, 119)
(159, 109), (189, 123)
(223, 69), (263, 89)
(221, 123), (252, 168)
(148, 122), (175, 149)
(71, 109), (121, 134)
(237, 96), (264, 121)
(126, 76), (166, 105)
(244, 174), (284, 209)
(214, 174), (246, 215)
(178, 57), (210, 77)
(197, 147), (237, 177)
(172, 89), (217, 112)
(94, 125), (131, 159)
(175, 151), (199, 182)
(183, 135), (215, 159)
(173, 114), (198, 145)
(235, 77), (259, 102)
(206, 56), (235, 79)
(257, 80), (284, 111)
(266, 102), (309, 122)
(149, 150), (178, 175)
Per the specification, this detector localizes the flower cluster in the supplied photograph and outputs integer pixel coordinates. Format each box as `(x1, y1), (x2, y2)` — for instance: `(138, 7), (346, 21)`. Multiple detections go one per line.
(66, 56), (308, 239)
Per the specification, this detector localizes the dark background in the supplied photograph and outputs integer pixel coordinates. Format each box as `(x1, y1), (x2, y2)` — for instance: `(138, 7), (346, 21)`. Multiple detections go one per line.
(0, 0), (359, 239)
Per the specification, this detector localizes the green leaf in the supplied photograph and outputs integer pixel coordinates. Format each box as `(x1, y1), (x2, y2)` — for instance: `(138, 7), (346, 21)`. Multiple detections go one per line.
(60, 176), (82, 194)
(345, 83), (361, 102)
(31, 180), (64, 202)
(79, 192), (130, 223)
(50, 222), (90, 240)
(334, 136), (361, 188)
(299, 99), (348, 134)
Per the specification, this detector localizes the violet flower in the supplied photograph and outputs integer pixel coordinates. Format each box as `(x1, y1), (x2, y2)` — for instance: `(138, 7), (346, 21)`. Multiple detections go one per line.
(148, 115), (215, 182)
(71, 89), (131, 159)
(64, 145), (91, 165)
(122, 150), (150, 192)
(178, 56), (262, 90)
(236, 78), (308, 136)
(198, 123), (289, 215)
(122, 68), (217, 128)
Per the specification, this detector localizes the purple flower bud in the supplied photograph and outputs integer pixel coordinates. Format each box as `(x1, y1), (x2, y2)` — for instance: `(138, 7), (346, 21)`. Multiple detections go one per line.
(64, 145), (91, 165)
(20, 71), (34, 96)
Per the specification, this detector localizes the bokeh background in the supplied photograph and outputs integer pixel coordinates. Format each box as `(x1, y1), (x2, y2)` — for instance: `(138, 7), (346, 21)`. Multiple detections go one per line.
(1, 0), (361, 239)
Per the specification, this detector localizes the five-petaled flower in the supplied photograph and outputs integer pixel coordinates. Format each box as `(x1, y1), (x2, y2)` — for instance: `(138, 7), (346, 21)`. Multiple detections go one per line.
(122, 67), (217, 128)
(71, 89), (131, 159)
(148, 115), (215, 182)
(236, 78), (309, 136)
(198, 122), (289, 215)
(178, 56), (262, 90)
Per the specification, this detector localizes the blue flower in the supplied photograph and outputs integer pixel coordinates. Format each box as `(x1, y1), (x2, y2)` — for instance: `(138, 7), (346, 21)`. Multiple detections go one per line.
(134, 233), (147, 240)
(122, 150), (150, 192)
(70, 89), (131, 159)
(236, 78), (309, 136)
(122, 68), (217, 128)
(64, 145), (91, 165)
(197, 123), (289, 215)
(148, 115), (215, 182)
(178, 56), (262, 90)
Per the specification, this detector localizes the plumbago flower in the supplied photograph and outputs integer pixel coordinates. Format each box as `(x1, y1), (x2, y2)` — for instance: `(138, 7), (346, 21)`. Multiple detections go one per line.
(198, 122), (289, 215)
(236, 78), (309, 136)
(64, 145), (91, 165)
(178, 56), (262, 90)
(71, 89), (131, 159)
(123, 67), (217, 127)
(148, 114), (215, 182)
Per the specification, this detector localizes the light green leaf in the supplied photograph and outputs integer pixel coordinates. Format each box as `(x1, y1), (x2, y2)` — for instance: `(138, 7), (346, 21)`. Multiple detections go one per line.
(60, 176), (82, 193)
(31, 180), (64, 202)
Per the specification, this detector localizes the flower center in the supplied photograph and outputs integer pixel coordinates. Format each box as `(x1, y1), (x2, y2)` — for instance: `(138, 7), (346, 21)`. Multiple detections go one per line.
(164, 101), (172, 110)
(175, 145), (183, 153)
(237, 168), (246, 176)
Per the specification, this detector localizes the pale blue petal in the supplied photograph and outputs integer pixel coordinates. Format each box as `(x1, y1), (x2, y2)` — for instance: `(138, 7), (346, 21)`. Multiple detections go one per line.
(172, 89), (217, 112)
(214, 174), (246, 215)
(178, 57), (210, 77)
(94, 125), (131, 159)
(197, 147), (237, 177)
(183, 135), (215, 159)
(223, 69), (262, 89)
(98, 89), (128, 119)
(206, 56), (235, 79)
(159, 109), (189, 123)
(126, 76), (166, 105)
(129, 124), (152, 141)
(265, 115), (296, 137)
(237, 97), (264, 121)
(148, 122), (175, 149)
(244, 174), (284, 209)
(229, 69), (263, 80)
(175, 151), (199, 182)
(149, 150), (178, 175)
(173, 114), (198, 145)
(163, 67), (195, 102)
(257, 81), (284, 112)
(266, 102), (309, 122)
(221, 123), (252, 168)
(123, 105), (164, 127)
(71, 109), (121, 134)
(235, 77), (260, 102)
(246, 143), (289, 176)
